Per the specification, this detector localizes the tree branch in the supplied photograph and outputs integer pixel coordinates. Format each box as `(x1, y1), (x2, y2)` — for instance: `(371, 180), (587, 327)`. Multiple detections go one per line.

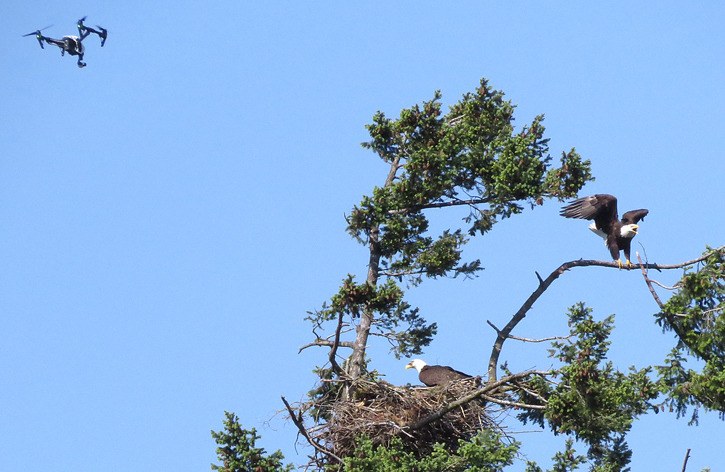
(681, 448), (691, 472)
(281, 396), (342, 464)
(380, 268), (427, 278)
(510, 379), (549, 404)
(328, 311), (347, 376)
(479, 393), (547, 410)
(387, 196), (493, 215)
(636, 253), (666, 310)
(649, 279), (682, 291)
(487, 320), (570, 343)
(298, 338), (354, 354)
(487, 248), (723, 382)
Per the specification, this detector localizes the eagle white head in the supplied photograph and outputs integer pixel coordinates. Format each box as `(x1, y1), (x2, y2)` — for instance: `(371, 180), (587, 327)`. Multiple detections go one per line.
(405, 359), (427, 373)
(620, 224), (639, 238)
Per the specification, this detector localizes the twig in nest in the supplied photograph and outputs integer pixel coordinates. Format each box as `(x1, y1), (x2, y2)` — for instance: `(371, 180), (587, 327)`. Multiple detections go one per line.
(281, 396), (342, 464)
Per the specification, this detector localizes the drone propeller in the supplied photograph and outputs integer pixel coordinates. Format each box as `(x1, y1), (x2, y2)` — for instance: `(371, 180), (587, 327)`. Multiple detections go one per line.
(22, 25), (53, 36)
(22, 25), (53, 48)
(96, 25), (108, 46)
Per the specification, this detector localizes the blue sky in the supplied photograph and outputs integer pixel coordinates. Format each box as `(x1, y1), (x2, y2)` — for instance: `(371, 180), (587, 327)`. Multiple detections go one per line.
(1, 2), (723, 470)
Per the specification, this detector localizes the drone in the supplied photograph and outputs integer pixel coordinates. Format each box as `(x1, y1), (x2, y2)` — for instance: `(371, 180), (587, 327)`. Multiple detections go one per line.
(23, 16), (107, 68)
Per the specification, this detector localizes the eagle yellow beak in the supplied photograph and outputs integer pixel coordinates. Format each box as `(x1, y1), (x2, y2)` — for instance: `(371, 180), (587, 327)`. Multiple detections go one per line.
(631, 225), (639, 234)
(404, 362), (413, 370)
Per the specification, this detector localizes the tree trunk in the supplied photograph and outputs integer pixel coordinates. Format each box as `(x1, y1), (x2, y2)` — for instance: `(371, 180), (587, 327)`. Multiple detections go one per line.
(347, 157), (400, 381)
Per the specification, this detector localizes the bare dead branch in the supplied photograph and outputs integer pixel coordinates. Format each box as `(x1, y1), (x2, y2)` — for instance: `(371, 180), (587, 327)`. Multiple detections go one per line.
(328, 311), (347, 376)
(387, 196), (493, 215)
(509, 333), (572, 343)
(298, 338), (354, 354)
(380, 268), (427, 278)
(479, 393), (547, 410)
(486, 320), (501, 334)
(510, 380), (549, 404)
(681, 448), (691, 472)
(281, 396), (342, 464)
(637, 253), (666, 310)
(487, 320), (568, 343)
(649, 279), (683, 291)
(446, 114), (464, 126)
(487, 248), (723, 382)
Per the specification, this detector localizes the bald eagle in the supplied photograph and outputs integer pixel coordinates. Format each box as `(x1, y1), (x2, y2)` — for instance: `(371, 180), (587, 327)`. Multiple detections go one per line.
(560, 194), (649, 268)
(405, 359), (472, 387)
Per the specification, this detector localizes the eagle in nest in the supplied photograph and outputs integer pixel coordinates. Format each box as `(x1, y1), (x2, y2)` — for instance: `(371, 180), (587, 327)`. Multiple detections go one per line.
(405, 359), (473, 387)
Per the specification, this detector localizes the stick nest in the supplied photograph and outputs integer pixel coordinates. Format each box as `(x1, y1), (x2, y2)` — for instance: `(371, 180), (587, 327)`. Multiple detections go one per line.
(309, 377), (491, 459)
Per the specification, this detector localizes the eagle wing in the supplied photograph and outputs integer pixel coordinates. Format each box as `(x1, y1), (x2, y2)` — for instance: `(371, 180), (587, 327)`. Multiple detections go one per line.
(443, 366), (472, 380)
(560, 194), (619, 233)
(621, 209), (649, 225)
(420, 365), (472, 386)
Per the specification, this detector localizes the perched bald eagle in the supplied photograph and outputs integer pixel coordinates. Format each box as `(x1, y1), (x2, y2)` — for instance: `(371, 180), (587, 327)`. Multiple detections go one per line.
(405, 359), (472, 387)
(560, 194), (649, 268)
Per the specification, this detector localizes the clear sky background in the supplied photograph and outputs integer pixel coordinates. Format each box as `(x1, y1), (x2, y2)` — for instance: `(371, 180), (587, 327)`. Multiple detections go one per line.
(1, 2), (723, 470)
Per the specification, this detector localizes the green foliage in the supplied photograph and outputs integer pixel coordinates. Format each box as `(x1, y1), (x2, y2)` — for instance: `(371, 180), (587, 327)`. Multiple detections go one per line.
(311, 78), (592, 377)
(305, 365), (337, 422)
(654, 247), (725, 422)
(301, 78), (594, 468)
(212, 77), (724, 471)
(525, 439), (587, 472)
(351, 79), (592, 248)
(518, 304), (656, 469)
(339, 430), (519, 472)
(210, 412), (292, 472)
(306, 275), (437, 359)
